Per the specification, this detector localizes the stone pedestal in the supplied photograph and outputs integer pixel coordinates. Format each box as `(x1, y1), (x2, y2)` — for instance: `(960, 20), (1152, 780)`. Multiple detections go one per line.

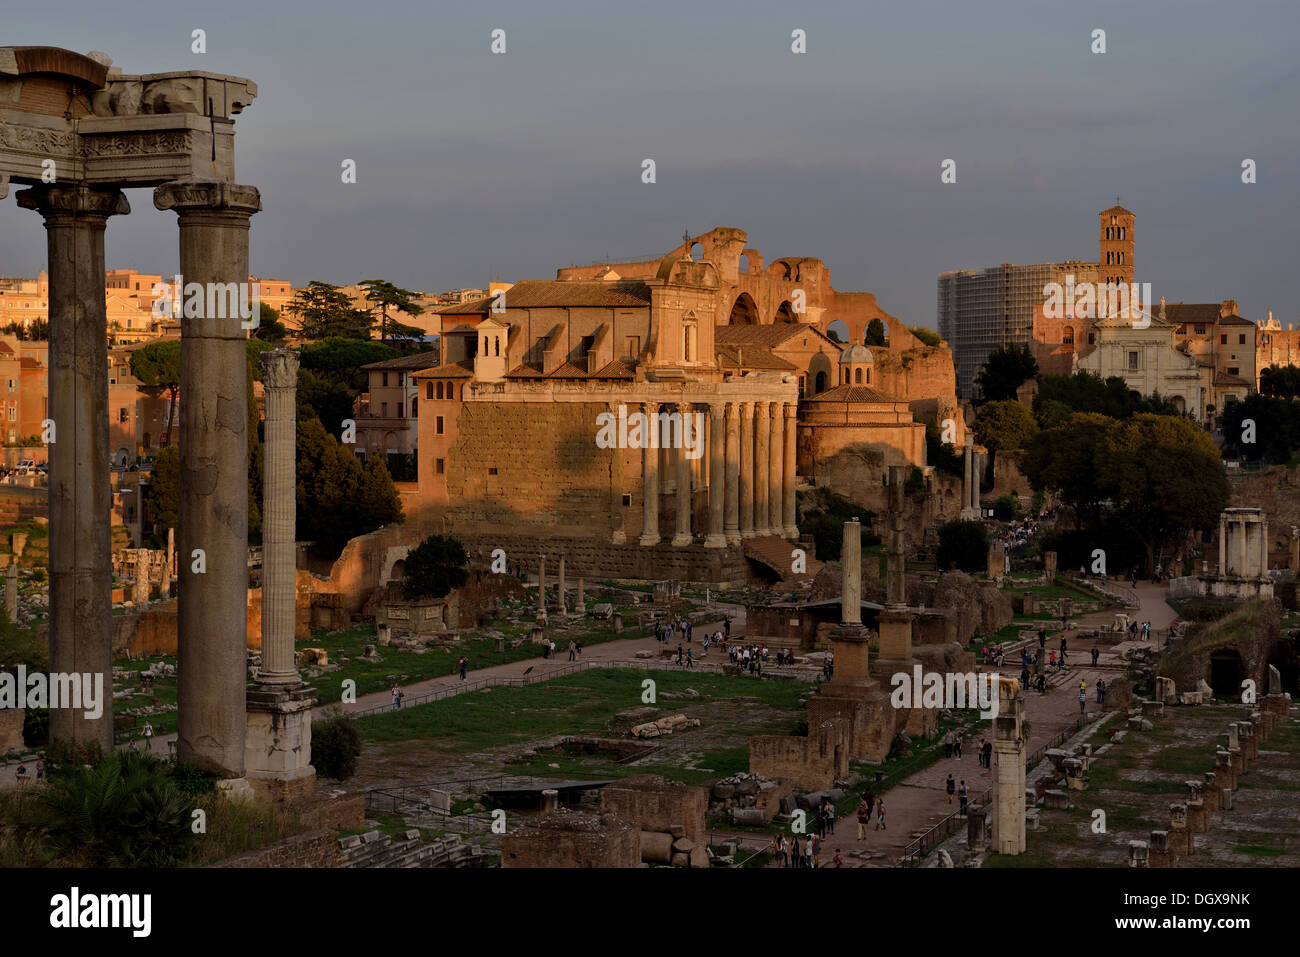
(967, 804), (987, 852)
(877, 609), (913, 661)
(245, 683), (316, 800)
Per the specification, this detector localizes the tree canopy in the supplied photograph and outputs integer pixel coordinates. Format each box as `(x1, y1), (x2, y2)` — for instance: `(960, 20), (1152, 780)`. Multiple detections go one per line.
(938, 520), (989, 573)
(1033, 371), (1183, 423)
(1222, 393), (1300, 464)
(1259, 364), (1300, 400)
(360, 279), (426, 343)
(402, 534), (470, 601)
(973, 400), (1038, 452)
(295, 418), (403, 555)
(285, 281), (375, 340)
(975, 343), (1038, 402)
(865, 318), (887, 347)
(909, 325), (943, 347)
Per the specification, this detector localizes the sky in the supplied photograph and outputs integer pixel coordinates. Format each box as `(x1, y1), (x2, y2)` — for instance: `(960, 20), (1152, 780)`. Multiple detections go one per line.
(3, 0), (1298, 329)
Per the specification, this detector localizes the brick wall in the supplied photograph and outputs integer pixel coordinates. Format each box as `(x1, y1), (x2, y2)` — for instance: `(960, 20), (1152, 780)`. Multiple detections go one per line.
(600, 775), (708, 843)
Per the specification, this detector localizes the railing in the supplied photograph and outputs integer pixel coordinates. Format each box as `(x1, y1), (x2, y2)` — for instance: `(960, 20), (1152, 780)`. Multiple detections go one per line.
(898, 785), (992, 865)
(1025, 713), (1088, 770)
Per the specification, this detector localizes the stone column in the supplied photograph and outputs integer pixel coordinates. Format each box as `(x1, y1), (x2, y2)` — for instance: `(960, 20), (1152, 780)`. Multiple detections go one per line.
(724, 403), (740, 546)
(639, 402), (660, 546)
(782, 403), (798, 539)
(246, 349), (315, 796)
(575, 578), (586, 615)
(991, 678), (1026, 855)
(155, 182), (260, 780)
(17, 184), (129, 755)
(961, 433), (976, 520)
(256, 350), (300, 685)
(754, 401), (771, 535)
(739, 402), (755, 538)
(1219, 514), (1227, 574)
(5, 563), (16, 624)
(842, 519), (862, 625)
(1239, 517), (1247, 579)
(768, 401), (783, 536)
(1261, 518), (1269, 575)
(557, 554), (567, 615)
(672, 403), (693, 547)
(610, 403), (625, 544)
(536, 554), (547, 623)
(1291, 528), (1299, 574)
(161, 526), (175, 599)
(705, 404), (726, 548)
(134, 552), (149, 605)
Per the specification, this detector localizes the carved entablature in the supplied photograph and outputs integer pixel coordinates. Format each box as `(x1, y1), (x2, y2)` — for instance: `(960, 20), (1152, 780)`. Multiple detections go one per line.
(0, 47), (255, 189)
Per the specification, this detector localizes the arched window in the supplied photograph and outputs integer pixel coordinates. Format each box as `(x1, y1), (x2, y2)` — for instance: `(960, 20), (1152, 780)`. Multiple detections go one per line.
(854, 368), (863, 384)
(436, 381), (444, 399)
(1118, 251), (1124, 265)
(1062, 325), (1075, 346)
(495, 336), (500, 356)
(815, 371), (827, 393)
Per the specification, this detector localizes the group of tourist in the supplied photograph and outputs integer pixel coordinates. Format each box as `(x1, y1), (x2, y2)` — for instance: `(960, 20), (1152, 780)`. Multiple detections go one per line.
(725, 643), (769, 674)
(769, 832), (844, 868)
(855, 791), (884, 835)
(997, 517), (1042, 554)
(944, 774), (970, 815)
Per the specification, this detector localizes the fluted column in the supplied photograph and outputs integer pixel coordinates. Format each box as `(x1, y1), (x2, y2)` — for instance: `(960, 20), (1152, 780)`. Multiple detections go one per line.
(1219, 515), (1227, 574)
(16, 185), (129, 755)
(155, 181), (260, 778)
(256, 349), (300, 683)
(724, 402), (741, 545)
(536, 553), (547, 622)
(672, 402), (693, 546)
(705, 403), (726, 548)
(639, 401), (660, 545)
(768, 401), (783, 535)
(782, 402), (798, 538)
(754, 401), (771, 535)
(739, 402), (755, 538)
(610, 403), (626, 544)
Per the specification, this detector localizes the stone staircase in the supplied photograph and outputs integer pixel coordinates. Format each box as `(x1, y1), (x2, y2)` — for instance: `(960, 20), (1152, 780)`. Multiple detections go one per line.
(339, 829), (490, 868)
(742, 535), (824, 582)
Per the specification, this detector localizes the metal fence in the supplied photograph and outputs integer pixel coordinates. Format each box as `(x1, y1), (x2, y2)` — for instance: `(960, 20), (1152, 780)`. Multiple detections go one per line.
(898, 785), (992, 865)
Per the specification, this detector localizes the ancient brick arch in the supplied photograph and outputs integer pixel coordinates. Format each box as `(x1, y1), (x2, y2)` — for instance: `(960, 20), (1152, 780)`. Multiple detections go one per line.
(728, 292), (760, 325)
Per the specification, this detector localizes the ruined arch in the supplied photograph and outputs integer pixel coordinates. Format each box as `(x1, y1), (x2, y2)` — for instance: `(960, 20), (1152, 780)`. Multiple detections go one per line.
(1209, 648), (1243, 698)
(728, 292), (760, 326)
(825, 319), (849, 344)
(774, 300), (796, 324)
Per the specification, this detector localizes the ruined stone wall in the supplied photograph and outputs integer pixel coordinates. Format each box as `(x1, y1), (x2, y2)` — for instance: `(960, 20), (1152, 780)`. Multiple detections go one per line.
(1228, 466), (1300, 567)
(445, 401), (613, 536)
(600, 775), (708, 843)
(749, 719), (847, 791)
(501, 810), (640, 868)
(990, 450), (1033, 500)
(212, 828), (340, 868)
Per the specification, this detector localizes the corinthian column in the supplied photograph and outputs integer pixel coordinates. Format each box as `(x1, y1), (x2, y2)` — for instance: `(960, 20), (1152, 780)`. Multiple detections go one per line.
(672, 402), (693, 546)
(639, 401), (660, 546)
(16, 185), (129, 755)
(783, 402), (798, 538)
(724, 402), (741, 545)
(705, 404), (726, 548)
(245, 349), (315, 794)
(739, 402), (755, 538)
(768, 401), (783, 535)
(610, 403), (626, 544)
(155, 182), (260, 780)
(255, 349), (299, 684)
(754, 401), (771, 535)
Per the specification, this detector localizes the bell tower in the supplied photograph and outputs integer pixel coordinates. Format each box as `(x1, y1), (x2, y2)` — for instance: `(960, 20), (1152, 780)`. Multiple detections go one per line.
(1098, 203), (1135, 288)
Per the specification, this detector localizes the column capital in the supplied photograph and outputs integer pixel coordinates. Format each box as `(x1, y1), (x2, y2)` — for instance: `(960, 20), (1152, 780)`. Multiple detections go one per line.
(17, 184), (130, 219)
(768, 402), (781, 419)
(260, 348), (300, 389)
(154, 181), (262, 218)
(709, 402), (725, 422)
(783, 401), (798, 420)
(739, 401), (755, 420)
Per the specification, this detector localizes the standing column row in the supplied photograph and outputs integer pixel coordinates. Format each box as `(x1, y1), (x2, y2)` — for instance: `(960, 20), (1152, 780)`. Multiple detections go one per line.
(635, 398), (797, 546)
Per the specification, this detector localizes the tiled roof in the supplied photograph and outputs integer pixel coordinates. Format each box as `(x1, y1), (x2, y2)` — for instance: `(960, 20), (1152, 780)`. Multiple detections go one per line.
(439, 280), (652, 314)
(18, 357), (41, 369)
(1163, 303), (1228, 328)
(504, 363), (544, 379)
(1215, 370), (1253, 388)
(803, 384), (902, 404)
(715, 323), (818, 348)
(1217, 314), (1255, 327)
(591, 358), (636, 379)
(360, 349), (441, 371)
(545, 361), (591, 379)
(715, 345), (796, 370)
(413, 360), (473, 379)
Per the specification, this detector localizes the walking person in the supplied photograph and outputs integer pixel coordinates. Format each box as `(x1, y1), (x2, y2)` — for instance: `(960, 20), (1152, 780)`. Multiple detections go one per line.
(958, 781), (968, 817)
(1079, 688), (1087, 715)
(686, 648), (694, 668)
(143, 720), (154, 750)
(1091, 645), (1099, 667)
(568, 640), (576, 661)
(946, 773), (955, 805)
(954, 731), (963, 760)
(943, 729), (954, 759)
(1097, 678), (1107, 704)
(458, 655), (468, 680)
(875, 799), (886, 831)
(857, 798), (870, 840)
(982, 740), (992, 769)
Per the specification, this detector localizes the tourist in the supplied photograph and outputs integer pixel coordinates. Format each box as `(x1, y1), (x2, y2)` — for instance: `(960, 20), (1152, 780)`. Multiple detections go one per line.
(832, 848), (845, 868)
(1048, 651), (1056, 669)
(1059, 634), (1067, 656)
(128, 736), (138, 752)
(724, 617), (731, 639)
(459, 656), (468, 680)
(143, 720), (154, 750)
(946, 772), (955, 804)
(823, 797), (836, 834)
(957, 781), (968, 817)
(1091, 645), (1100, 667)
(15, 762), (26, 783)
(955, 731), (963, 759)
(568, 640), (576, 661)
(1036, 673), (1046, 694)
(1038, 629), (1047, 651)
(943, 729), (954, 759)
(1079, 689), (1087, 715)
(1097, 679), (1107, 704)
(1131, 570), (1139, 590)
(856, 798), (870, 839)
(676, 644), (684, 666)
(806, 833), (818, 868)
(391, 684), (403, 710)
(686, 621), (693, 642)
(1020, 666), (1030, 689)
(686, 648), (694, 668)
(776, 835), (789, 868)
(982, 740), (992, 768)
(875, 799), (886, 830)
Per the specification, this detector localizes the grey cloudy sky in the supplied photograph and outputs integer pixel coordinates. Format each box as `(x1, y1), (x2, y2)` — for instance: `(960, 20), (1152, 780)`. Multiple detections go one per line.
(4, 0), (1298, 329)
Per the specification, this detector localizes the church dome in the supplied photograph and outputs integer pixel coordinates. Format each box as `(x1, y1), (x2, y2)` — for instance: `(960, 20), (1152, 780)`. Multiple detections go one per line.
(839, 344), (873, 364)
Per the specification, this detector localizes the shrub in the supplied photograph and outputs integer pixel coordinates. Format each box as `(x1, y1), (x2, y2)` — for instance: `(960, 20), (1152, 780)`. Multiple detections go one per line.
(313, 710), (362, 781)
(937, 520), (989, 573)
